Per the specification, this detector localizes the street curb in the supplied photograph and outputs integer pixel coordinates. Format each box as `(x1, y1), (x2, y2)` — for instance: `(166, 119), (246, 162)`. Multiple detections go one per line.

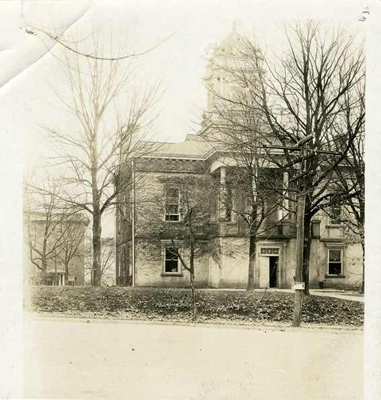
(24, 312), (363, 334)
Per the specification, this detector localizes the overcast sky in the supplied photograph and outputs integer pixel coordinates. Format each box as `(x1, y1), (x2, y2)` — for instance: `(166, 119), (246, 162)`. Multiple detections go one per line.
(0, 0), (366, 172)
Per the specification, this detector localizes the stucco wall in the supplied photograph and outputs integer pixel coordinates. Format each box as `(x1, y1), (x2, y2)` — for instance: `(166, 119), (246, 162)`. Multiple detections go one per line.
(311, 241), (363, 290)
(134, 240), (209, 287)
(132, 166), (214, 288)
(308, 212), (364, 289)
(208, 237), (248, 288)
(122, 164), (364, 291)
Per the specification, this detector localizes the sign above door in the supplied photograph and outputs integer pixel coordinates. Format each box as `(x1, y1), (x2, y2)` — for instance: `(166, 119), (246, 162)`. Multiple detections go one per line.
(260, 247), (280, 255)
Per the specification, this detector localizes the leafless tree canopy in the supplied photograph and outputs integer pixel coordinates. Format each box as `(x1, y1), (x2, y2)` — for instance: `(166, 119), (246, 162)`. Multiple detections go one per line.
(36, 30), (160, 285)
(203, 21), (365, 293)
(24, 176), (87, 285)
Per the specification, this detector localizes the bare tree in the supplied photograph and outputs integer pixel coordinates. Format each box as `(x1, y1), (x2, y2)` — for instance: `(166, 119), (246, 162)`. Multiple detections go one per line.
(207, 132), (289, 291)
(40, 32), (159, 285)
(205, 21), (365, 294)
(258, 22), (365, 294)
(24, 178), (70, 274)
(203, 50), (293, 291)
(140, 173), (218, 320)
(57, 216), (88, 285)
(329, 88), (365, 291)
(84, 237), (115, 286)
(24, 176), (88, 285)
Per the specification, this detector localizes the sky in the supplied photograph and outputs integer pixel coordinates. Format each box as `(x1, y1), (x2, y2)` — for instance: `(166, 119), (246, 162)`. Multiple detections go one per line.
(0, 0), (367, 171)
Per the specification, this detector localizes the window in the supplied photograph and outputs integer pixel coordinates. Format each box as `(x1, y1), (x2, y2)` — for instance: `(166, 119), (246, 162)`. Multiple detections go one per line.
(327, 249), (343, 275)
(165, 187), (180, 221)
(245, 193), (253, 213)
(264, 194), (281, 226)
(226, 185), (233, 222)
(164, 247), (181, 274)
(329, 206), (342, 225)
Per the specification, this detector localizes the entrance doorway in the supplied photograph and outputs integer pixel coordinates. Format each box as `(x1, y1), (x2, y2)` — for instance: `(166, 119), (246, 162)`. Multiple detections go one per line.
(269, 256), (279, 288)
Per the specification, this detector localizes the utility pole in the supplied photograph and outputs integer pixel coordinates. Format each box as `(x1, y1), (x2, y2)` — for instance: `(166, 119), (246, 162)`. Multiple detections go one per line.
(264, 135), (342, 326)
(264, 135), (313, 327)
(291, 136), (341, 326)
(292, 137), (311, 327)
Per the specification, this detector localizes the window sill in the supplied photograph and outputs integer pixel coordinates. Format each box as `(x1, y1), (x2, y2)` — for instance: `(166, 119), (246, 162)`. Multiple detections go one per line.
(325, 274), (346, 279)
(161, 273), (183, 277)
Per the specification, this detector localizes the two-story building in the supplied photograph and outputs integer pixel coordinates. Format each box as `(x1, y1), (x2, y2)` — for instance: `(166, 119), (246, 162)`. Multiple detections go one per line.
(24, 211), (88, 286)
(115, 26), (363, 291)
(115, 133), (363, 290)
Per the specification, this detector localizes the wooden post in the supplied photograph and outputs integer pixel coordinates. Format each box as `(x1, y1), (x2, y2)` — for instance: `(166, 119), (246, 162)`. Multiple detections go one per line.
(293, 142), (308, 327)
(293, 188), (305, 326)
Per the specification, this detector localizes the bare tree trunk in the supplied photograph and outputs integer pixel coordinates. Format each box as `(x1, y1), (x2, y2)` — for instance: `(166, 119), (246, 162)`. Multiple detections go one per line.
(303, 214), (312, 295)
(122, 246), (130, 286)
(54, 255), (57, 286)
(65, 261), (69, 285)
(42, 256), (47, 273)
(92, 212), (102, 286)
(190, 270), (197, 321)
(190, 234), (197, 321)
(247, 235), (256, 291)
(360, 238), (365, 294)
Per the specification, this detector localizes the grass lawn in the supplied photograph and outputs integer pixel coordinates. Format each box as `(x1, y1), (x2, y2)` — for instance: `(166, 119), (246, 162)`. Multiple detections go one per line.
(26, 286), (364, 327)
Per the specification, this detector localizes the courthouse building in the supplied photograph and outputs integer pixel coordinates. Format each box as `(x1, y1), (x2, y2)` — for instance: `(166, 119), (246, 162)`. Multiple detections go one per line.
(115, 27), (363, 290)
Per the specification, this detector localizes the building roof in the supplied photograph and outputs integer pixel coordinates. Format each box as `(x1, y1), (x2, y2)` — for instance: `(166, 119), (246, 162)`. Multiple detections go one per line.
(25, 210), (89, 225)
(143, 134), (218, 160)
(212, 22), (245, 57)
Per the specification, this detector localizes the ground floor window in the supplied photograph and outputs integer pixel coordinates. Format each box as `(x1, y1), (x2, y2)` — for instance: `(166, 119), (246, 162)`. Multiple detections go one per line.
(163, 247), (181, 274)
(68, 277), (76, 286)
(327, 249), (343, 275)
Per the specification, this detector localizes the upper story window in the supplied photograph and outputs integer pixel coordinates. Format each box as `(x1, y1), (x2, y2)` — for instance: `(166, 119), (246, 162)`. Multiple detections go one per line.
(327, 249), (343, 275)
(165, 187), (180, 222)
(225, 185), (233, 222)
(329, 206), (342, 225)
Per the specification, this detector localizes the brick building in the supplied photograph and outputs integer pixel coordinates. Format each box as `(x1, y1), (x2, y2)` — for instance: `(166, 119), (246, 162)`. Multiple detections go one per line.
(115, 27), (364, 290)
(115, 134), (363, 290)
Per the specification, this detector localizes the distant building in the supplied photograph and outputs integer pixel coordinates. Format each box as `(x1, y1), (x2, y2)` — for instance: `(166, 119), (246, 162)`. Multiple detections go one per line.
(24, 211), (88, 286)
(84, 237), (115, 286)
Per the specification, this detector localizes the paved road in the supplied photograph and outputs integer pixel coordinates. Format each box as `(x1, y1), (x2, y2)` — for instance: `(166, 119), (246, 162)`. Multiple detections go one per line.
(23, 317), (363, 400)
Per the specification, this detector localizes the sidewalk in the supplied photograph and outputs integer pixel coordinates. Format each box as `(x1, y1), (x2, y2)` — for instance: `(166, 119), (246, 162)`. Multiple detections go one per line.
(309, 289), (364, 302)
(197, 287), (364, 302)
(270, 288), (364, 303)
